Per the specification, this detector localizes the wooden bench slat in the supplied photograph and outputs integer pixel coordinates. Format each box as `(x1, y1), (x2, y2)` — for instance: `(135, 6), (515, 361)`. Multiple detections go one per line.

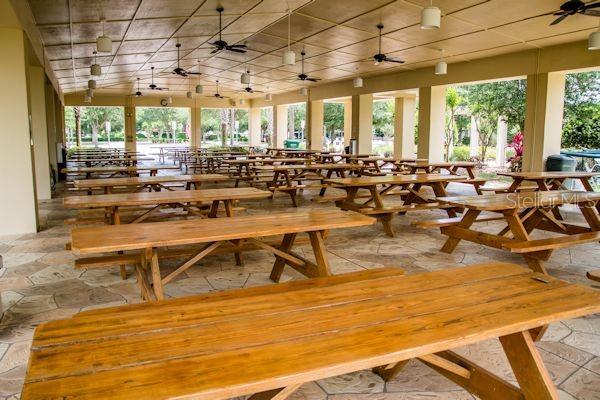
(502, 231), (600, 253)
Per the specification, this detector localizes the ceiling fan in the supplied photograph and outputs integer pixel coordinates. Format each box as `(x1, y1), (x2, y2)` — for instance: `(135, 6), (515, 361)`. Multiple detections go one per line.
(206, 80), (230, 99)
(241, 83), (264, 94)
(149, 67), (168, 91)
(133, 77), (142, 97)
(172, 43), (202, 77)
(551, 0), (600, 25)
(293, 51), (321, 82)
(369, 24), (404, 65)
(210, 7), (247, 54)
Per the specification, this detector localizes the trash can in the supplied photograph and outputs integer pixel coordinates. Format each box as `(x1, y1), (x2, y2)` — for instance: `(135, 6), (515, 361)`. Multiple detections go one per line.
(546, 154), (577, 189)
(284, 139), (301, 149)
(349, 139), (358, 155)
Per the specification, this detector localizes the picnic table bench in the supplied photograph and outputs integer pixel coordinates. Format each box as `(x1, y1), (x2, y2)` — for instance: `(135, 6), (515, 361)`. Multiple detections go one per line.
(22, 263), (600, 400)
(325, 174), (465, 236)
(71, 210), (375, 300)
(61, 165), (179, 179)
(72, 174), (229, 194)
(401, 161), (486, 194)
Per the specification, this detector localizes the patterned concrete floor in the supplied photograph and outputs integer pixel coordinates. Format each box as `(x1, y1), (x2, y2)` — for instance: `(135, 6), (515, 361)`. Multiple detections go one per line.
(0, 183), (599, 399)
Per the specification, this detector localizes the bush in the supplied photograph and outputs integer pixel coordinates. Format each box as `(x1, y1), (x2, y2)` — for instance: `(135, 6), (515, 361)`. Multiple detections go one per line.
(450, 146), (471, 161)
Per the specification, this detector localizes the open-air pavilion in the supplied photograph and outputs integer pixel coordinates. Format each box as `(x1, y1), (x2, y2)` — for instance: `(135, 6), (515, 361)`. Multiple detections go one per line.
(1, 1), (600, 399)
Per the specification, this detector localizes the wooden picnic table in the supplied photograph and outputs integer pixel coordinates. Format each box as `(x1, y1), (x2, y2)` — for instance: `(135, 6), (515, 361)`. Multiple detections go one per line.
(254, 163), (363, 205)
(61, 165), (179, 179)
(401, 161), (485, 193)
(22, 263), (600, 400)
(325, 174), (465, 236)
(73, 174), (229, 194)
(434, 191), (600, 277)
(70, 210), (375, 300)
(67, 156), (154, 167)
(226, 158), (309, 187)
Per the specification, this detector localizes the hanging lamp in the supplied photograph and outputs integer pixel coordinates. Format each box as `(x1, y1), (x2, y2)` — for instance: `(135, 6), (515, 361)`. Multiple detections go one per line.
(589, 21), (600, 50)
(265, 93), (273, 101)
(282, 10), (295, 65)
(300, 87), (308, 96)
(434, 49), (447, 75)
(88, 79), (97, 89)
(96, 19), (112, 53)
(90, 51), (101, 76)
(421, 0), (441, 29)
(241, 69), (251, 85)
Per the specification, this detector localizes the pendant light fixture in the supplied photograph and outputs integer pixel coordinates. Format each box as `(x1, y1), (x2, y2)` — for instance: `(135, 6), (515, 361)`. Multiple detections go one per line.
(86, 88), (94, 98)
(186, 77), (193, 99)
(353, 77), (363, 88)
(90, 51), (101, 76)
(300, 87), (308, 96)
(241, 69), (251, 85)
(96, 19), (112, 53)
(282, 10), (295, 65)
(265, 93), (273, 101)
(196, 84), (204, 94)
(421, 0), (441, 29)
(88, 79), (97, 89)
(434, 49), (447, 75)
(589, 21), (600, 50)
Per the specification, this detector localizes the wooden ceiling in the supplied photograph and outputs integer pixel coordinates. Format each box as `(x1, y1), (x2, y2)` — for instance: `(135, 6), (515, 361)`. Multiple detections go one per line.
(26, 0), (598, 98)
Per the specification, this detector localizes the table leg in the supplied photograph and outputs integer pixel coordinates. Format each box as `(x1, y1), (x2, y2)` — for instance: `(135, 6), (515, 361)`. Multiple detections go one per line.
(431, 182), (457, 218)
(369, 186), (395, 237)
(441, 209), (481, 253)
(247, 384), (302, 400)
(580, 177), (600, 214)
(150, 248), (164, 301)
(270, 233), (297, 282)
(308, 230), (332, 277)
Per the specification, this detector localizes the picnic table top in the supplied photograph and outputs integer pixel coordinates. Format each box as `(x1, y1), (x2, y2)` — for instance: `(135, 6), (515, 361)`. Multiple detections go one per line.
(68, 156), (154, 162)
(497, 171), (600, 179)
(224, 158), (309, 165)
(325, 174), (466, 187)
(254, 163), (361, 171)
(61, 165), (180, 174)
(438, 190), (600, 211)
(402, 161), (477, 168)
(71, 210), (375, 254)
(63, 187), (272, 209)
(73, 174), (229, 188)
(21, 263), (600, 400)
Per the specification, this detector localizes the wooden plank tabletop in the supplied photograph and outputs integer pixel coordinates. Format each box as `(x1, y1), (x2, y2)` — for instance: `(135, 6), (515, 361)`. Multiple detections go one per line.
(325, 174), (466, 187)
(61, 165), (180, 174)
(254, 163), (360, 171)
(438, 190), (600, 211)
(73, 174), (229, 188)
(71, 210), (375, 254)
(22, 263), (600, 400)
(224, 158), (308, 165)
(68, 157), (154, 163)
(63, 188), (272, 209)
(402, 161), (477, 168)
(498, 171), (600, 179)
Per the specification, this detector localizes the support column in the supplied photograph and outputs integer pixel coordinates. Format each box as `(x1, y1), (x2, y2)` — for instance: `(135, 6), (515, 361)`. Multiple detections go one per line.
(343, 99), (352, 146)
(248, 106), (262, 147)
(28, 66), (51, 200)
(307, 100), (324, 150)
(469, 115), (479, 158)
(190, 104), (201, 147)
(124, 98), (136, 153)
(44, 82), (58, 178)
(393, 96), (416, 159)
(496, 117), (508, 167)
(417, 86), (446, 162)
(523, 72), (566, 172)
(273, 104), (288, 148)
(351, 94), (373, 154)
(0, 28), (37, 234)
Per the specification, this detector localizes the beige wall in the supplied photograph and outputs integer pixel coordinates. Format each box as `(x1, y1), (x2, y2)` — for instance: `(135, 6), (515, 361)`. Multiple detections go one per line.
(394, 96), (416, 159)
(307, 100), (324, 150)
(28, 66), (51, 200)
(0, 28), (37, 234)
(417, 86), (446, 162)
(351, 94), (373, 154)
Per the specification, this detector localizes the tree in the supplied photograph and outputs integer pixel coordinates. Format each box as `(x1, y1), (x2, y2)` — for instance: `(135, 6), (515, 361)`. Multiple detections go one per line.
(372, 101), (394, 138)
(323, 103), (344, 140)
(444, 88), (463, 161)
(562, 71), (600, 149)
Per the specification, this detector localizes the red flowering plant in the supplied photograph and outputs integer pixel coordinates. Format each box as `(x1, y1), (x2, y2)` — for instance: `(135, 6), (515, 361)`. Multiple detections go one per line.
(507, 132), (523, 172)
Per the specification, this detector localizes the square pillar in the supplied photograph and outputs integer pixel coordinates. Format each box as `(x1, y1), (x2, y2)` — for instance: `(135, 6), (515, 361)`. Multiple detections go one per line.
(522, 72), (566, 172)
(44, 82), (58, 175)
(191, 104), (201, 147)
(28, 66), (51, 200)
(273, 104), (288, 148)
(248, 106), (262, 147)
(417, 86), (446, 162)
(124, 98), (136, 153)
(343, 99), (352, 146)
(0, 28), (37, 234)
(307, 100), (324, 150)
(393, 96), (416, 159)
(351, 94), (373, 154)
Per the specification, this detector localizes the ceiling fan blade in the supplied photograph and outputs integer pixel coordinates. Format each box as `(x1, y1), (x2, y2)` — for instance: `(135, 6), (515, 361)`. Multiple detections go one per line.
(306, 78), (321, 82)
(583, 8), (600, 16)
(186, 72), (202, 75)
(226, 47), (247, 53)
(211, 47), (221, 54)
(386, 58), (405, 64)
(229, 44), (247, 48)
(584, 2), (600, 9)
(550, 13), (569, 24)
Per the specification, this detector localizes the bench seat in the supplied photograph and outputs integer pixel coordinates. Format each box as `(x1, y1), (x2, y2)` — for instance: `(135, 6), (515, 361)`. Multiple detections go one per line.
(412, 215), (505, 228)
(502, 231), (600, 253)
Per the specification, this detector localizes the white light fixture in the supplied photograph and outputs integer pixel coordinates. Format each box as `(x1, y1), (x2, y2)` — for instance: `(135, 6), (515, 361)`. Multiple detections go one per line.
(86, 88), (94, 98)
(353, 76), (363, 88)
(195, 84), (203, 94)
(84, 94), (92, 103)
(421, 1), (441, 30)
(90, 51), (101, 76)
(434, 49), (447, 75)
(300, 87), (308, 96)
(187, 91), (193, 99)
(96, 19), (112, 53)
(265, 93), (273, 101)
(589, 23), (600, 50)
(239, 98), (245, 105)
(282, 10), (296, 65)
(167, 96), (173, 104)
(241, 70), (251, 85)
(88, 79), (97, 89)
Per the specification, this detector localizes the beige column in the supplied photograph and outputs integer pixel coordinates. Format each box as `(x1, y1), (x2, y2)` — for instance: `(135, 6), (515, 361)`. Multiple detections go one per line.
(343, 99), (352, 146)
(0, 28), (37, 234)
(351, 94), (373, 154)
(28, 66), (51, 200)
(393, 96), (416, 159)
(44, 82), (58, 176)
(248, 106), (262, 147)
(307, 100), (324, 150)
(273, 104), (288, 148)
(190, 104), (201, 147)
(417, 86), (446, 162)
(522, 72), (566, 172)
(124, 98), (136, 152)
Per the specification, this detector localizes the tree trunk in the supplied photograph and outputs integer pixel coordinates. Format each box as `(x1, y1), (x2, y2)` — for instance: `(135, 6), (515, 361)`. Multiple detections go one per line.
(229, 108), (235, 146)
(288, 107), (295, 139)
(74, 107), (82, 147)
(105, 120), (110, 147)
(266, 108), (273, 145)
(220, 109), (228, 147)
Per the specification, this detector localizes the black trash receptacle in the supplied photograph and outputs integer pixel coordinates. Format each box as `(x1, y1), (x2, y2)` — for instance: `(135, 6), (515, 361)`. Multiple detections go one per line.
(546, 154), (576, 172)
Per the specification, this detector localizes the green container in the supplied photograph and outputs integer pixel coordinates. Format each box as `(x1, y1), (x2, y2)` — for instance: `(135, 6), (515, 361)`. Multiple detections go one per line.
(546, 154), (576, 172)
(284, 139), (301, 149)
